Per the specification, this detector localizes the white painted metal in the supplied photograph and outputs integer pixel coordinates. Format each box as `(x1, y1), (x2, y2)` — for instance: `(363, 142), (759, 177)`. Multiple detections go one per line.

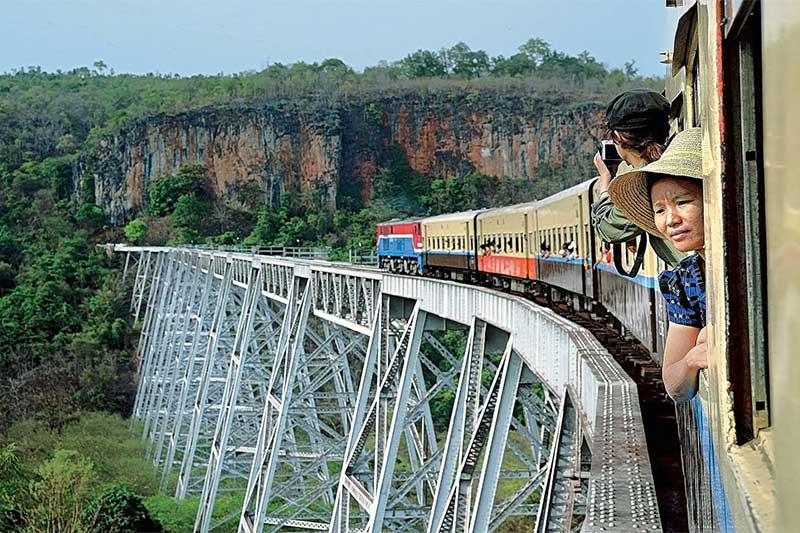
(112, 245), (660, 533)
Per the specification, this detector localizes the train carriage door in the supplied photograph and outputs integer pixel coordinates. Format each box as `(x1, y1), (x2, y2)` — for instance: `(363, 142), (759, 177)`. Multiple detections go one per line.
(723, 0), (769, 441)
(523, 212), (530, 279)
(577, 196), (587, 297)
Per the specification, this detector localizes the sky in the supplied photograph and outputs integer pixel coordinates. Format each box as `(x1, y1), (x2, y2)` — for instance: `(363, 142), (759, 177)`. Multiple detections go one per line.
(1, 0), (682, 77)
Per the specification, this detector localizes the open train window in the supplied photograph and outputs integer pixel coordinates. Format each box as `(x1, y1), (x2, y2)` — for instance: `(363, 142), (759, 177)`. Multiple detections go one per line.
(723, 0), (769, 442)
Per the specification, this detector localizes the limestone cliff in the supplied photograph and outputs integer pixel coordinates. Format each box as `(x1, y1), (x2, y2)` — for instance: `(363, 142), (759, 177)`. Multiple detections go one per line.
(76, 91), (605, 224)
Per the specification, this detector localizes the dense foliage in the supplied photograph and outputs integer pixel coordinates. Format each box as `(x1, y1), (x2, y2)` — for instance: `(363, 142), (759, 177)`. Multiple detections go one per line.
(0, 38), (659, 173)
(0, 414), (162, 531)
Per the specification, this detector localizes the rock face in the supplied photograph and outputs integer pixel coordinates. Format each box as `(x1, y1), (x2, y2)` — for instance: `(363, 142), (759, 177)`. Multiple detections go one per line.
(76, 91), (606, 224)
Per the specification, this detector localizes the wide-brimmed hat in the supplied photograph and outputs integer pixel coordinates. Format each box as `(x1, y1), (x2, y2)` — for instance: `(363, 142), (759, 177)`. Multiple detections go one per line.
(608, 127), (703, 236)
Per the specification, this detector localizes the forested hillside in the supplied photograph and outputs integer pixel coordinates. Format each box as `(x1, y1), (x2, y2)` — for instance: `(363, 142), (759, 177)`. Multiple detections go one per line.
(0, 38), (661, 531)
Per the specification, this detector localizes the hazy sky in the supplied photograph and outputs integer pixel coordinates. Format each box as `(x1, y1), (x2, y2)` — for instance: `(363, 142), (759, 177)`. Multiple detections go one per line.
(2, 0), (680, 77)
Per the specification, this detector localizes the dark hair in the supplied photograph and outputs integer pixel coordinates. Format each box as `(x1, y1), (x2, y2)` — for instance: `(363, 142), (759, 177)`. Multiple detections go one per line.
(611, 127), (668, 164)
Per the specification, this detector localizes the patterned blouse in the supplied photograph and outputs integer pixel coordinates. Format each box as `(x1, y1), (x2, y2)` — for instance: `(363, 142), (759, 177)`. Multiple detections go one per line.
(658, 253), (706, 328)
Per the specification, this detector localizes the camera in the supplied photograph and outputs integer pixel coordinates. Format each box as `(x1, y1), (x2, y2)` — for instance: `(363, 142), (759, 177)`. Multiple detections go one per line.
(597, 140), (621, 163)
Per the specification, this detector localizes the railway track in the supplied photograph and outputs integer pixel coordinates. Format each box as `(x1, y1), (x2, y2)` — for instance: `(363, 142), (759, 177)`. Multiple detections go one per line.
(310, 264), (689, 529)
(528, 288), (688, 532)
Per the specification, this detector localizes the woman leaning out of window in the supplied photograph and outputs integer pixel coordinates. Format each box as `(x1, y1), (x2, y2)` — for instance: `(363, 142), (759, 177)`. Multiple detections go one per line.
(608, 127), (707, 401)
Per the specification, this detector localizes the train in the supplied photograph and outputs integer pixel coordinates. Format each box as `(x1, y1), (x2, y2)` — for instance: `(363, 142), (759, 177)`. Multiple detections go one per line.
(377, 179), (669, 361)
(379, 1), (797, 531)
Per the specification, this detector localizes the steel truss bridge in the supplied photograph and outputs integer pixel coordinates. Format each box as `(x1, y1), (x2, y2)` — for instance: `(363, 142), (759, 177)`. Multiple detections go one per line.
(115, 245), (661, 533)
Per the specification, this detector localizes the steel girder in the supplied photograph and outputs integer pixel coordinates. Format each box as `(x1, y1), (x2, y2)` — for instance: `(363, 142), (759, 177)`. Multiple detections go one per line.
(116, 245), (661, 533)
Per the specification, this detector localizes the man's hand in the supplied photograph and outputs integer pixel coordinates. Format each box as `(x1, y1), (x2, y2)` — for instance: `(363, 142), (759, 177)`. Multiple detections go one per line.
(593, 152), (613, 192)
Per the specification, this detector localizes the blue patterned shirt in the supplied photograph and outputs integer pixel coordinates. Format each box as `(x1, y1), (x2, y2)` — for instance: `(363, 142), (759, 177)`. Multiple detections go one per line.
(658, 254), (706, 328)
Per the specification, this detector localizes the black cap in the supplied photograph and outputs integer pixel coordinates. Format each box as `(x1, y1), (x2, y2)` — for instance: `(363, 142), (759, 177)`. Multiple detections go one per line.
(605, 89), (670, 131)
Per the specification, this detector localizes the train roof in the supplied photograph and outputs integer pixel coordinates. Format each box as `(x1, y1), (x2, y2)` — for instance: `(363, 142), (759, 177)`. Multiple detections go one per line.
(477, 200), (539, 218)
(376, 216), (425, 227)
(536, 178), (597, 207)
(422, 209), (486, 223)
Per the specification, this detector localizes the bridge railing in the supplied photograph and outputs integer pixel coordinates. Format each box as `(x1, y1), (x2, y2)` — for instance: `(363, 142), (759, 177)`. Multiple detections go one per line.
(112, 244), (661, 533)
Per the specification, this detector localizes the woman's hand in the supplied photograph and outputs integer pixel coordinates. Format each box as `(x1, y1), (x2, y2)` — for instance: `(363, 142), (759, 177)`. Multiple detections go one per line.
(684, 340), (708, 370)
(696, 326), (707, 345)
(684, 326), (709, 370)
(593, 152), (613, 192)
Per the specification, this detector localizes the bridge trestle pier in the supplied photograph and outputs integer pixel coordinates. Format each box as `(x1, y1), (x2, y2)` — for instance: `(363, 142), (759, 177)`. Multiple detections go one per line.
(115, 245), (661, 533)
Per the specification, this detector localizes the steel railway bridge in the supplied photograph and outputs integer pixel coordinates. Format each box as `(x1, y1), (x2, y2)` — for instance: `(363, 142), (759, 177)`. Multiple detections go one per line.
(114, 245), (661, 533)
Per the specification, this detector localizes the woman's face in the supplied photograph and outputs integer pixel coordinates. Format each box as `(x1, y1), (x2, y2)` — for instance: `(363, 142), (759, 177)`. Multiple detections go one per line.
(651, 177), (704, 252)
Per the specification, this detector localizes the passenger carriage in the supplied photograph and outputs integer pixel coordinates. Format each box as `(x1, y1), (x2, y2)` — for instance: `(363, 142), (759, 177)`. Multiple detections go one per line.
(533, 180), (594, 297)
(420, 210), (482, 281)
(476, 202), (536, 282)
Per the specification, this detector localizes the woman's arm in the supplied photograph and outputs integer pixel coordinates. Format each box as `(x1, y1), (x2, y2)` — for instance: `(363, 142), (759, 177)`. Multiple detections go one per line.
(662, 324), (708, 401)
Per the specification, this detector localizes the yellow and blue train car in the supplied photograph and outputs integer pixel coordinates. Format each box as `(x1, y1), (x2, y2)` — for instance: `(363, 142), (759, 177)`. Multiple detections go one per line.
(376, 2), (795, 528)
(420, 210), (483, 280)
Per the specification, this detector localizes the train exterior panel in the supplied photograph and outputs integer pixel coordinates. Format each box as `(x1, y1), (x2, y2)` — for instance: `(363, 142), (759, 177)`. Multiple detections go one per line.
(535, 180), (594, 297)
(421, 211), (481, 274)
(592, 206), (665, 357)
(595, 263), (660, 356)
(763, 2), (799, 529)
(372, 0), (792, 528)
(377, 219), (424, 274)
(476, 203), (536, 280)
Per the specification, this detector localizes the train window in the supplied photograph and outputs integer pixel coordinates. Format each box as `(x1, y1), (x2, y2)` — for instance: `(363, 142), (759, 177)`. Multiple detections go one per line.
(724, 1), (769, 442)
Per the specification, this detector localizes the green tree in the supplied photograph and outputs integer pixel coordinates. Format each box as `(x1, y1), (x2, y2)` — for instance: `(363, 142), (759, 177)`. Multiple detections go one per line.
(147, 164), (210, 216)
(491, 53), (535, 77)
(518, 37), (552, 67)
(124, 219), (148, 244)
(172, 193), (207, 233)
(397, 49), (447, 78)
(446, 42), (490, 78)
(76, 203), (105, 229)
(23, 449), (97, 532)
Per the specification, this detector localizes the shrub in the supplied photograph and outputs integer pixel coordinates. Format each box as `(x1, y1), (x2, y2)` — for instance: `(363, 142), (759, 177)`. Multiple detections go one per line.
(23, 449), (97, 532)
(172, 193), (207, 232)
(76, 203), (105, 228)
(0, 444), (27, 531)
(147, 164), (210, 216)
(124, 219), (148, 245)
(82, 484), (163, 532)
(7, 413), (160, 496)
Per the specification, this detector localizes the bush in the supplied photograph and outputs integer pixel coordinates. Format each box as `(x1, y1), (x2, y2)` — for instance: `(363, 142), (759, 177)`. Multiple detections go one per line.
(82, 484), (163, 532)
(7, 413), (160, 496)
(124, 219), (148, 245)
(172, 193), (207, 232)
(0, 444), (27, 531)
(147, 165), (210, 216)
(23, 449), (97, 532)
(77, 203), (105, 228)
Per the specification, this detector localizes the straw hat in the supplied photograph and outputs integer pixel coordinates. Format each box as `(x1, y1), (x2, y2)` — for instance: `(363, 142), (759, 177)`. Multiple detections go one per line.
(607, 127), (703, 237)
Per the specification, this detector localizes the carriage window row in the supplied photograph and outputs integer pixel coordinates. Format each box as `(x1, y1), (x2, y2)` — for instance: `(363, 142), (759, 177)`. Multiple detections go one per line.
(479, 232), (528, 254)
(425, 234), (472, 251)
(538, 226), (580, 256)
(425, 225), (591, 256)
